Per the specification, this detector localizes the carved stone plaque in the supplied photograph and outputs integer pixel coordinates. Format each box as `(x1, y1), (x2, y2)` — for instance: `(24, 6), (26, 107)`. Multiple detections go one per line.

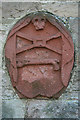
(5, 11), (74, 99)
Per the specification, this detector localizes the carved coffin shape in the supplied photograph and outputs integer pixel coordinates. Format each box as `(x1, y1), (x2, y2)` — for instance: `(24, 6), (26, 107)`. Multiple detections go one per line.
(5, 11), (74, 99)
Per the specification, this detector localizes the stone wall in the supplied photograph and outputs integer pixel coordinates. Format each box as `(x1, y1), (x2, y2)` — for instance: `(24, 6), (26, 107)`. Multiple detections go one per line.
(1, 1), (79, 119)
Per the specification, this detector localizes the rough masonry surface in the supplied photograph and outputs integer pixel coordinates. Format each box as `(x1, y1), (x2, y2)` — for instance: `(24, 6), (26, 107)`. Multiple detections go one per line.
(2, 2), (79, 118)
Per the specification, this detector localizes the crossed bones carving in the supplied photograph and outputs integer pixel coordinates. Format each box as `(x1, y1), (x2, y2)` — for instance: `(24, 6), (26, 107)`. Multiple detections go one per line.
(16, 31), (62, 71)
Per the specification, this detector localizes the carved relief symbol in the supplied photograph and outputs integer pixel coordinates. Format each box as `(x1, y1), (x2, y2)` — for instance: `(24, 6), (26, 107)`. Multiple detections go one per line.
(32, 16), (46, 30)
(16, 34), (61, 71)
(5, 12), (74, 99)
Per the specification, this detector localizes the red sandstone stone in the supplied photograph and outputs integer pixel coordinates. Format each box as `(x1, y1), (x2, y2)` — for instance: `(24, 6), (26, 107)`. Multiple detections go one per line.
(5, 12), (74, 99)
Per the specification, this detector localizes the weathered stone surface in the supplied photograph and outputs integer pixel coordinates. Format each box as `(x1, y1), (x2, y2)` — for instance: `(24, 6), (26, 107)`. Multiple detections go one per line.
(1, 0), (80, 2)
(25, 100), (78, 118)
(2, 2), (78, 25)
(69, 18), (78, 43)
(2, 2), (42, 20)
(41, 2), (78, 17)
(1, 1), (79, 119)
(2, 99), (26, 118)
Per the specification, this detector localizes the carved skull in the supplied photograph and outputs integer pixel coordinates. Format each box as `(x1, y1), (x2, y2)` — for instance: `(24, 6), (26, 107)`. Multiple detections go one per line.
(32, 16), (46, 30)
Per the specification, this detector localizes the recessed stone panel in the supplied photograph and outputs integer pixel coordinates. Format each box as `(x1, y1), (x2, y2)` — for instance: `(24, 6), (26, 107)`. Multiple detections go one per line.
(5, 11), (74, 99)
